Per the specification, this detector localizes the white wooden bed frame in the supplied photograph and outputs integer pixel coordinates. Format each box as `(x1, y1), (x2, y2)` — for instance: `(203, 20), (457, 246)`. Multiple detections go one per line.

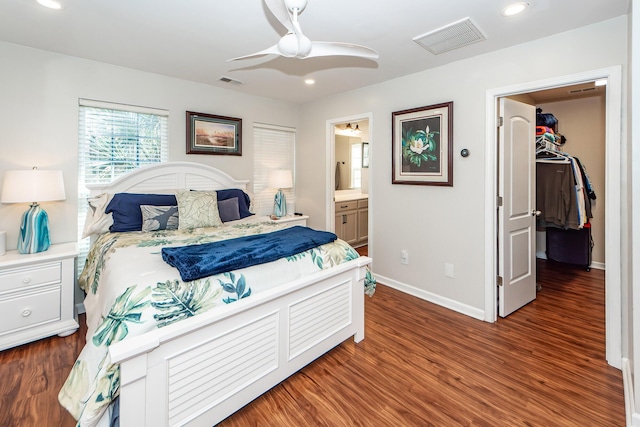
(87, 161), (370, 427)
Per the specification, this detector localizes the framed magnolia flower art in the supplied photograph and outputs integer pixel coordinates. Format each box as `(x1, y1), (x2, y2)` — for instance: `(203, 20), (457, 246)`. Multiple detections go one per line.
(392, 102), (453, 186)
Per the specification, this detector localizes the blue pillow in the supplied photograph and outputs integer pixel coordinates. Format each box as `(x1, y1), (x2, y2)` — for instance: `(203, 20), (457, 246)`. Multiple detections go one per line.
(106, 193), (177, 232)
(216, 189), (253, 219)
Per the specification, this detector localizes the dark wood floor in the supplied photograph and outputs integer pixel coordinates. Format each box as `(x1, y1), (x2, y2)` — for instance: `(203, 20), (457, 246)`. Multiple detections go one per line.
(0, 256), (624, 426)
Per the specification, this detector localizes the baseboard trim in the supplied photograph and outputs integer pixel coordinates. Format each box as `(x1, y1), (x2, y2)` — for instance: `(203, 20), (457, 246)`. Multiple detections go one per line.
(623, 357), (638, 426)
(374, 274), (485, 321)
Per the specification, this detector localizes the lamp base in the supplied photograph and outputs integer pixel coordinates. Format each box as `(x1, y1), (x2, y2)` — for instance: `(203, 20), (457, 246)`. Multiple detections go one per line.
(18, 204), (51, 254)
(273, 189), (287, 218)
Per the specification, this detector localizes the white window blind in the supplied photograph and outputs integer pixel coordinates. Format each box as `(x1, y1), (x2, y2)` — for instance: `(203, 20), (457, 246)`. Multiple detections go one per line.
(77, 99), (168, 273)
(253, 123), (296, 216)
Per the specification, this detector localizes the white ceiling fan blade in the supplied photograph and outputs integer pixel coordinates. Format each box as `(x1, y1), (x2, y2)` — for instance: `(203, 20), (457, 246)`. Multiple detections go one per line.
(264, 0), (294, 33)
(307, 42), (379, 59)
(228, 44), (283, 61)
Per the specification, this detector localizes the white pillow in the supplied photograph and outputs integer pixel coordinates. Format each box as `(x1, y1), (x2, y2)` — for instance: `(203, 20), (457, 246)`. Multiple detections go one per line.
(81, 193), (114, 239)
(245, 190), (259, 214)
(175, 190), (222, 229)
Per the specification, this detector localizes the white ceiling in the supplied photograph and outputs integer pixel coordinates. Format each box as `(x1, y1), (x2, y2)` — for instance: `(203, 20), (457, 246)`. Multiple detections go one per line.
(0, 0), (629, 104)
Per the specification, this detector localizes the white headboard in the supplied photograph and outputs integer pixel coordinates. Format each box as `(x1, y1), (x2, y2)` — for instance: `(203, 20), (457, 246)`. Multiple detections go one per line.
(87, 162), (249, 195)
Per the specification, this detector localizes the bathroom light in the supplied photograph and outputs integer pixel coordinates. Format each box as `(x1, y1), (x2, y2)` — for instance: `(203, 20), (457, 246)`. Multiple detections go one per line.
(304, 79), (315, 85)
(502, 2), (528, 16)
(37, 0), (63, 10)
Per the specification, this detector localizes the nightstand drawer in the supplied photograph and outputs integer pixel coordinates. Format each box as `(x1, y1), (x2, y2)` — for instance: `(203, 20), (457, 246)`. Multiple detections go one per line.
(0, 287), (61, 335)
(335, 201), (358, 212)
(0, 262), (62, 294)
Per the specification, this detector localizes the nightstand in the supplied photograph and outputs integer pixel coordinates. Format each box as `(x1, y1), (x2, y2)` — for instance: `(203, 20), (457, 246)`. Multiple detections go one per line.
(0, 242), (79, 351)
(270, 214), (309, 227)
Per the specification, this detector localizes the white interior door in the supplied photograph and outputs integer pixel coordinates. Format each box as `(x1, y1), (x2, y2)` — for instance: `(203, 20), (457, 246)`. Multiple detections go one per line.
(498, 97), (537, 317)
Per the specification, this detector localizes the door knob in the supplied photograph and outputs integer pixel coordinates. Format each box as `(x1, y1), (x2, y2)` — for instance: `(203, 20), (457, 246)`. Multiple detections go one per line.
(532, 210), (541, 216)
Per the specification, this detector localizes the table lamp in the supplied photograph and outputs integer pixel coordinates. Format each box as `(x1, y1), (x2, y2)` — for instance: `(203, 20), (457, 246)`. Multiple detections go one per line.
(1, 168), (66, 254)
(268, 169), (293, 218)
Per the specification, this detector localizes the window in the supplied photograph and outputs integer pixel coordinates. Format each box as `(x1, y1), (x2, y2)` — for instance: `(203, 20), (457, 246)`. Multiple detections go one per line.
(77, 99), (168, 271)
(253, 123), (296, 216)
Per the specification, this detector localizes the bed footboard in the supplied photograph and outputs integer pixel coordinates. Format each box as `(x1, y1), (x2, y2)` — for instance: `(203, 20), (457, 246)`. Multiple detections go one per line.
(110, 256), (370, 427)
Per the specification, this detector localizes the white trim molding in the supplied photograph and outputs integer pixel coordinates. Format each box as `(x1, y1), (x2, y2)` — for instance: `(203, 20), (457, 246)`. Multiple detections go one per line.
(484, 66), (623, 370)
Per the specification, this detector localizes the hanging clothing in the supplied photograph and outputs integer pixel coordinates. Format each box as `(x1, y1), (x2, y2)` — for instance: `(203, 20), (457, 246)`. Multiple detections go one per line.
(536, 162), (580, 230)
(536, 144), (594, 230)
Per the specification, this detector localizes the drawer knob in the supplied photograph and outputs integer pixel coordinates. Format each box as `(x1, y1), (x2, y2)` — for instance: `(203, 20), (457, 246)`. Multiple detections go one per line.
(22, 309), (32, 317)
(22, 277), (32, 284)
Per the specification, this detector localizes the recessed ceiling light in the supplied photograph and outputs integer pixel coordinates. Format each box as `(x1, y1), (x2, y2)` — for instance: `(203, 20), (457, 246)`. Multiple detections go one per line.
(304, 79), (315, 85)
(37, 0), (63, 9)
(502, 2), (528, 17)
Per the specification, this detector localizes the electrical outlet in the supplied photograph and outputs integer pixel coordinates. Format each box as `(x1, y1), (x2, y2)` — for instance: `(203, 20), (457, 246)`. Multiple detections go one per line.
(400, 250), (409, 265)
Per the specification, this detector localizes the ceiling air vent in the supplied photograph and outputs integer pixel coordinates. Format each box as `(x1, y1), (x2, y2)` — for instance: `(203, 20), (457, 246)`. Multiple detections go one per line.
(218, 76), (244, 85)
(413, 17), (486, 55)
(568, 87), (597, 94)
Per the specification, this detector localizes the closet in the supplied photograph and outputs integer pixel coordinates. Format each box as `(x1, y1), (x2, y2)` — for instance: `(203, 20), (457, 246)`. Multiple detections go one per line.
(535, 107), (599, 271)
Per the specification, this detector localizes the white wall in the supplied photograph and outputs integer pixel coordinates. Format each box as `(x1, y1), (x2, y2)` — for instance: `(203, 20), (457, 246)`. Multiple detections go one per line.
(297, 16), (628, 314)
(629, 0), (639, 422)
(0, 41), (299, 251)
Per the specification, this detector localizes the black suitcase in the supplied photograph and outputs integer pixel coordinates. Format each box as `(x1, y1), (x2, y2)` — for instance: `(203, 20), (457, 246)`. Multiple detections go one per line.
(545, 227), (593, 271)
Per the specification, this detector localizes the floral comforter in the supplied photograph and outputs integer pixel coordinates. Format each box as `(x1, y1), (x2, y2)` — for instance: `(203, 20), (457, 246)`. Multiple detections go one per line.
(59, 219), (375, 427)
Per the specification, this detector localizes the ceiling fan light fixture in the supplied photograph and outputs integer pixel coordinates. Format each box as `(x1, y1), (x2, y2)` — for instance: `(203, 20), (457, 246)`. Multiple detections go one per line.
(229, 0), (379, 61)
(502, 2), (529, 17)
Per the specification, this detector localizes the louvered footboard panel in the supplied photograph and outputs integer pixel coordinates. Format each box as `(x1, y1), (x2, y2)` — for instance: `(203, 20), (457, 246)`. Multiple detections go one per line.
(289, 280), (352, 359)
(166, 313), (279, 427)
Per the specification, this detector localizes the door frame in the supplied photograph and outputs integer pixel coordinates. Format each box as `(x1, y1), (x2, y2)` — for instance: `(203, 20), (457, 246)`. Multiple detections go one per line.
(484, 66), (623, 368)
(325, 112), (374, 249)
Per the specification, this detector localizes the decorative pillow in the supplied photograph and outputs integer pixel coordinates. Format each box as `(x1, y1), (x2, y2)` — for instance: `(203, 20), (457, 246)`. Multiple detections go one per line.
(81, 193), (114, 239)
(176, 190), (222, 229)
(140, 205), (179, 232)
(216, 189), (254, 219)
(217, 197), (241, 222)
(106, 193), (177, 232)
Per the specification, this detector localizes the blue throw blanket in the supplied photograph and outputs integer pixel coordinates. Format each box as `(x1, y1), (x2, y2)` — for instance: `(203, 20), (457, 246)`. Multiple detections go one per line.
(162, 226), (337, 282)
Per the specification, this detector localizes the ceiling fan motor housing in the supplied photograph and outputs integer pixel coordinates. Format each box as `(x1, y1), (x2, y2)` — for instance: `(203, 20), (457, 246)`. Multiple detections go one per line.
(278, 33), (311, 57)
(285, 0), (308, 14)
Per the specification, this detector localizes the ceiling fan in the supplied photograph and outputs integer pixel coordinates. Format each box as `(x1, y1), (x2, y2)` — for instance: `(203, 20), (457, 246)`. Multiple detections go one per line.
(229, 0), (379, 61)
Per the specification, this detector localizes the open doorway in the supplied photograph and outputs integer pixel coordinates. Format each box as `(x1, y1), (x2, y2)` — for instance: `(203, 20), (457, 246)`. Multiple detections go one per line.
(326, 113), (373, 257)
(485, 66), (623, 369)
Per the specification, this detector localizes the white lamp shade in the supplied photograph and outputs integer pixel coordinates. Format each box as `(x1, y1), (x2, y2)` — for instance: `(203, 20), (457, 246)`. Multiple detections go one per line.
(1, 169), (66, 204)
(268, 169), (293, 189)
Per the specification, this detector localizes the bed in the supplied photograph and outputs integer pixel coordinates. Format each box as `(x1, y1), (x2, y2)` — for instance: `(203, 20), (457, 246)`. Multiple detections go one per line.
(59, 161), (373, 427)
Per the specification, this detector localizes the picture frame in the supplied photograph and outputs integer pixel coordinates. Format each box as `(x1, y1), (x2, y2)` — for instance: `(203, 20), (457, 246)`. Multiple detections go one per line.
(392, 102), (453, 186)
(186, 111), (242, 156)
(362, 142), (370, 168)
